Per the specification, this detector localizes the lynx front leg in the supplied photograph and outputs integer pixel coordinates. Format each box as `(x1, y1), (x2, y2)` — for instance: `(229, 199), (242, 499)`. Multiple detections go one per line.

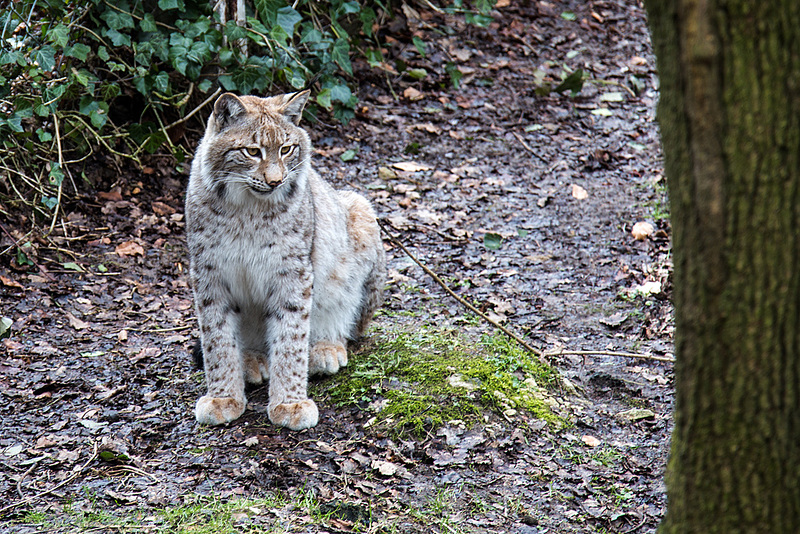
(267, 281), (318, 430)
(194, 299), (247, 425)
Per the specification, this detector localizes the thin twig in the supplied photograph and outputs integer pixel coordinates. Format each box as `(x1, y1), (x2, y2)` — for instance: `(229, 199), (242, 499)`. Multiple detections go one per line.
(378, 220), (672, 367)
(164, 87), (222, 131)
(15, 460), (40, 499)
(378, 219), (547, 362)
(47, 115), (65, 235)
(0, 441), (99, 517)
(546, 349), (674, 363)
(512, 131), (549, 164)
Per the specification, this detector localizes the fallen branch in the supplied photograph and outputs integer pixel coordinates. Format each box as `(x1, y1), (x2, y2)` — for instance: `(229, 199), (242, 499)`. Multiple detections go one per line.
(378, 219), (546, 363)
(0, 440), (99, 517)
(546, 349), (674, 363)
(378, 220), (674, 368)
(512, 131), (549, 164)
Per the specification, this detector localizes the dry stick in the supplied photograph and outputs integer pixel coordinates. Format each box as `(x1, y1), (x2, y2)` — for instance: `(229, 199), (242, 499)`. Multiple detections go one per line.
(164, 87), (223, 131)
(377, 219), (546, 363)
(548, 349), (674, 363)
(47, 115), (65, 236)
(378, 220), (675, 365)
(512, 131), (549, 164)
(0, 441), (99, 516)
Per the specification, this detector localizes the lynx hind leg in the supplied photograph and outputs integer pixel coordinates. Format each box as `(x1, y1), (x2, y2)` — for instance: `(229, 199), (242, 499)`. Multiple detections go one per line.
(339, 191), (386, 338)
(309, 340), (347, 376)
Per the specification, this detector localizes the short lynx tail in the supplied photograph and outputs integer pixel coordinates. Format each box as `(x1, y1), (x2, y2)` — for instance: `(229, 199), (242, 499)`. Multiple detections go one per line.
(191, 340), (204, 370)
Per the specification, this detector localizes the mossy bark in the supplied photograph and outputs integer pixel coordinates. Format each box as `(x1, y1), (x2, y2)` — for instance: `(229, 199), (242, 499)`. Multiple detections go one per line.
(645, 0), (800, 532)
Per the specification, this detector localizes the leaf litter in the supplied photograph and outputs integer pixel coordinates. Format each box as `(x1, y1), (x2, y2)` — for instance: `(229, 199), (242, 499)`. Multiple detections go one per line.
(0, 1), (672, 532)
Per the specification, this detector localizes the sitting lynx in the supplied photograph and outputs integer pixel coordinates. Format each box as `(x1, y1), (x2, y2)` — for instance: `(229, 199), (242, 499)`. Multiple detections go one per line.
(185, 90), (385, 430)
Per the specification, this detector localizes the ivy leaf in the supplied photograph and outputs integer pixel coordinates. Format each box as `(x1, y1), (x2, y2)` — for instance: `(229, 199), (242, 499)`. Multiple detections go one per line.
(140, 13), (158, 32)
(276, 6), (302, 37)
(66, 43), (91, 62)
(42, 196), (59, 210)
(330, 83), (351, 104)
(48, 23), (70, 48)
(483, 232), (503, 250)
(103, 28), (131, 47)
(554, 69), (585, 96)
(101, 9), (135, 31)
(316, 88), (332, 110)
(254, 0), (283, 25)
(34, 45), (57, 71)
(331, 38), (352, 75)
(158, 0), (185, 11)
(49, 162), (64, 186)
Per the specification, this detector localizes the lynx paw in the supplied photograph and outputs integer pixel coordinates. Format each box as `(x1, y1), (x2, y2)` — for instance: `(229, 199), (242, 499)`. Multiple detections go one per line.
(309, 341), (347, 376)
(195, 396), (246, 425)
(244, 351), (269, 385)
(268, 399), (319, 430)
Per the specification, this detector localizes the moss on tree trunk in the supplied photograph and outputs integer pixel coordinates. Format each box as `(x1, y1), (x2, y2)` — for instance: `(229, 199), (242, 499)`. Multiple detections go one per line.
(645, 0), (800, 531)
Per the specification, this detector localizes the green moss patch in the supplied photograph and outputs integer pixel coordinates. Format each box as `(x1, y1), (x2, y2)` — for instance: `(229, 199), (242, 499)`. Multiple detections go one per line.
(315, 327), (568, 437)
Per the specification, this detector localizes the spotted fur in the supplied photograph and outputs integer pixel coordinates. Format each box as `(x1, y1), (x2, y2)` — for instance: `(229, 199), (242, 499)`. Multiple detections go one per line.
(185, 91), (385, 430)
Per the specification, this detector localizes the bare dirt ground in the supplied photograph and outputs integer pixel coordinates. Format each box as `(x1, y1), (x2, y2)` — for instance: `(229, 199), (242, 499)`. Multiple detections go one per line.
(0, 1), (673, 532)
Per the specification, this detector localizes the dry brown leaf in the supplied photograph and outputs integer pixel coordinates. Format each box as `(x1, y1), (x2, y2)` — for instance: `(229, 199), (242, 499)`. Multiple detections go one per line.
(66, 312), (89, 331)
(115, 240), (145, 257)
(403, 87), (424, 101)
(571, 184), (589, 200)
(392, 161), (432, 172)
(152, 201), (176, 216)
(582, 435), (602, 447)
(631, 221), (655, 240)
(371, 459), (399, 476)
(0, 275), (24, 289)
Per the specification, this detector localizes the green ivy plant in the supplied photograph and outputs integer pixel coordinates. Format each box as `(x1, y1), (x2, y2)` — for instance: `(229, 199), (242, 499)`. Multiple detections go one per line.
(0, 0), (496, 229)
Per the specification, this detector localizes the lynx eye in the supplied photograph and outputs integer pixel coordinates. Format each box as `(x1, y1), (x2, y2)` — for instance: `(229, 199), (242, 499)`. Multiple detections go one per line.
(280, 145), (294, 157)
(244, 147), (261, 157)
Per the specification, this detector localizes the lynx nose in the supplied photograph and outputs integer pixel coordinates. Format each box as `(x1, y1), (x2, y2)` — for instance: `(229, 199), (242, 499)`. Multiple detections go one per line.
(263, 163), (284, 187)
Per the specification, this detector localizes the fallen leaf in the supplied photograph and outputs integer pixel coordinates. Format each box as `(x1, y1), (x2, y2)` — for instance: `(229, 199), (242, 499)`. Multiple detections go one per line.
(403, 87), (424, 101)
(582, 435), (601, 447)
(408, 122), (442, 135)
(66, 312), (90, 331)
(4, 444), (23, 457)
(0, 276), (24, 289)
(378, 166), (397, 180)
(97, 189), (123, 202)
(616, 408), (656, 422)
(571, 184), (589, 200)
(371, 459), (399, 476)
(115, 241), (145, 257)
(152, 201), (176, 216)
(599, 312), (628, 328)
(392, 161), (432, 172)
(631, 221), (655, 240)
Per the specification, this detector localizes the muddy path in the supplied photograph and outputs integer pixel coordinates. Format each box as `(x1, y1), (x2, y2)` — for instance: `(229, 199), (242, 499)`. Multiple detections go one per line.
(0, 1), (673, 532)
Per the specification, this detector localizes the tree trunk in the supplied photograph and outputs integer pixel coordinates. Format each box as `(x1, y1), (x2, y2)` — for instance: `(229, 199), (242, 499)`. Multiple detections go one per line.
(644, 0), (800, 532)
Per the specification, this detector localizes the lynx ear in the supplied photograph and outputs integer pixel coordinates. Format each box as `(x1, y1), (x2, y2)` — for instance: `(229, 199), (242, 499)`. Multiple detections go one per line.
(213, 93), (246, 130)
(279, 90), (310, 125)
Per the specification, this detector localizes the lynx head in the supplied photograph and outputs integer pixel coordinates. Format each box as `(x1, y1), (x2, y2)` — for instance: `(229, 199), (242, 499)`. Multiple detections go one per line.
(194, 90), (312, 204)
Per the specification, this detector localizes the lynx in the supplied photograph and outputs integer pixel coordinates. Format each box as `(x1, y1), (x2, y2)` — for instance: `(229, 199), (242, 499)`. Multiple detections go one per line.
(185, 90), (385, 430)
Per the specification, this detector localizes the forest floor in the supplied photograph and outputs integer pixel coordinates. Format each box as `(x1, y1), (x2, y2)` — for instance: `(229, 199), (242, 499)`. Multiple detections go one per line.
(0, 1), (673, 532)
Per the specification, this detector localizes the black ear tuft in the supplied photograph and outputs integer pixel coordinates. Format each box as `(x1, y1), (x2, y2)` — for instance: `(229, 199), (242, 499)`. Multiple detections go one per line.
(213, 93), (246, 130)
(280, 90), (310, 125)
